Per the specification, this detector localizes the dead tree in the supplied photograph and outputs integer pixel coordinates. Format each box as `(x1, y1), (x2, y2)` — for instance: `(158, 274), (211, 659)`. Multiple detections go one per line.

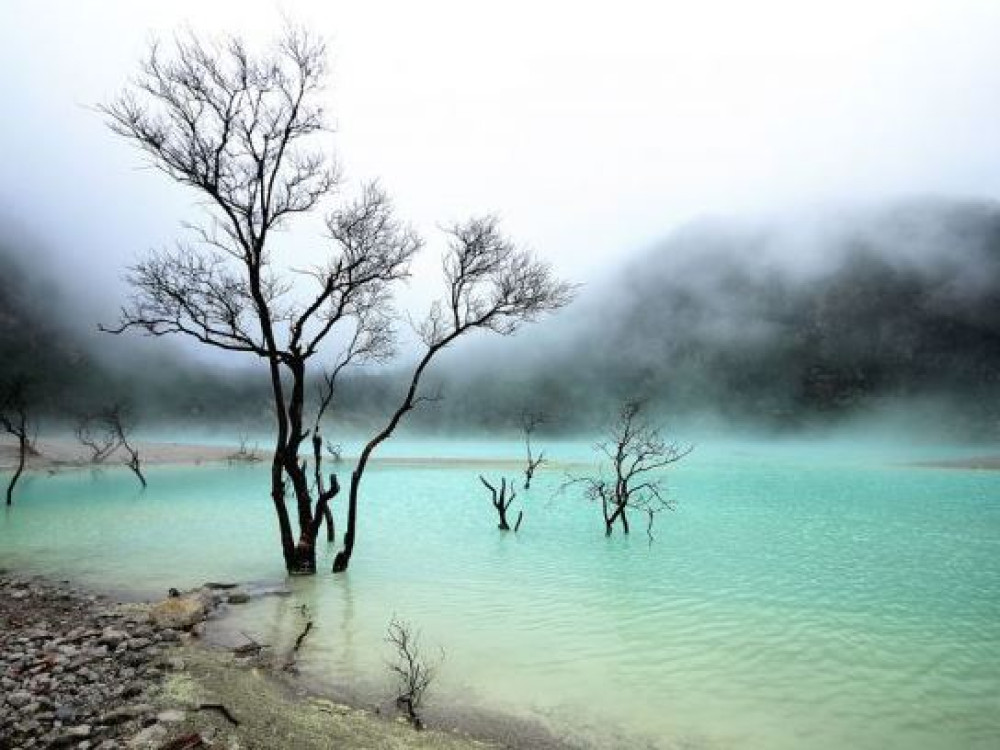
(385, 617), (441, 730)
(520, 411), (546, 490)
(479, 475), (523, 531)
(227, 433), (262, 464)
(101, 27), (416, 574)
(1, 378), (34, 506)
(77, 403), (147, 488)
(331, 218), (573, 572)
(106, 404), (147, 489)
(74, 413), (120, 464)
(575, 400), (692, 537)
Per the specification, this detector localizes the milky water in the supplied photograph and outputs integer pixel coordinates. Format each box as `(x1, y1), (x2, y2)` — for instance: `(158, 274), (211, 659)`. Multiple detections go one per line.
(2, 440), (999, 749)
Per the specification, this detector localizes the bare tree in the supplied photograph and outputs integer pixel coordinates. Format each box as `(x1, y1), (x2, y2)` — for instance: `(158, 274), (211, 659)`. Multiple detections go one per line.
(574, 400), (692, 537)
(1, 378), (35, 506)
(479, 475), (523, 531)
(101, 27), (417, 574)
(226, 433), (263, 464)
(106, 404), (147, 489)
(75, 403), (147, 488)
(520, 410), (546, 490)
(385, 616), (441, 730)
(332, 218), (573, 572)
(75, 413), (121, 464)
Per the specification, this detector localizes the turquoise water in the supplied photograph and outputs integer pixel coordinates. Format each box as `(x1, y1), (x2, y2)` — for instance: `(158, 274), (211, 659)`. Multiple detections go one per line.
(2, 441), (999, 748)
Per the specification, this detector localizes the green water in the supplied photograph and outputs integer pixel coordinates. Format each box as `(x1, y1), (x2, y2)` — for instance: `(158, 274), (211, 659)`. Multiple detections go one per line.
(2, 441), (999, 749)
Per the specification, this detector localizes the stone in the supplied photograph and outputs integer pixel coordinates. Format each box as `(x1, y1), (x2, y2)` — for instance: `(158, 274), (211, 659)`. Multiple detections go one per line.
(148, 596), (206, 630)
(98, 629), (128, 648)
(155, 709), (185, 724)
(7, 690), (32, 708)
(126, 723), (167, 749)
(100, 703), (153, 725)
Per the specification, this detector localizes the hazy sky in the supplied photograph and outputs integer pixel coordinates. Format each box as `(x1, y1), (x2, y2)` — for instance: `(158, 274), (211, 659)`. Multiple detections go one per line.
(3, 0), (1000, 312)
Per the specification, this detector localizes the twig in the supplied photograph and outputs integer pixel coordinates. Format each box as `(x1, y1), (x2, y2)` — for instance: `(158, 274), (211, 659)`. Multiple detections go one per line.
(293, 620), (314, 653)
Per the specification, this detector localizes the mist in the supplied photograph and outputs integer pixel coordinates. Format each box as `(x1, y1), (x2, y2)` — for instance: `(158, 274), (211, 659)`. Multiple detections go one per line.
(415, 196), (1000, 440)
(3, 195), (999, 444)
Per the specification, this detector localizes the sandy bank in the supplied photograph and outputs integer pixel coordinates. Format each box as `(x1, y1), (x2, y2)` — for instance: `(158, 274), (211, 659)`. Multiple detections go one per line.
(0, 436), (583, 475)
(0, 437), (235, 473)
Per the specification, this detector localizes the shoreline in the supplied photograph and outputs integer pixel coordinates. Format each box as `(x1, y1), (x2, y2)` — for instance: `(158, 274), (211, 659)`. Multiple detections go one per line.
(0, 437), (585, 475)
(907, 455), (1000, 470)
(1, 569), (576, 750)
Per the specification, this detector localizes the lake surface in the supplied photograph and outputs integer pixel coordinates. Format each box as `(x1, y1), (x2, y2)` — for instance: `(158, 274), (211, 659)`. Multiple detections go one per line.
(2, 439), (999, 749)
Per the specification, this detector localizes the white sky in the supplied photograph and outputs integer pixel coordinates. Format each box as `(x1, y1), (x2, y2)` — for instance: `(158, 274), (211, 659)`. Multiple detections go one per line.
(2, 0), (1000, 312)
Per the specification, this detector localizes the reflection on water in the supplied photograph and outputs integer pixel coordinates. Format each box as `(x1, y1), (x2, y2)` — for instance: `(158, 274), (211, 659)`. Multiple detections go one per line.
(2, 440), (999, 749)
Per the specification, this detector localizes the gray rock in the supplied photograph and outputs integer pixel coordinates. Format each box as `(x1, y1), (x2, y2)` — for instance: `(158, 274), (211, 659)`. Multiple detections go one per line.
(7, 690), (32, 708)
(126, 723), (167, 749)
(101, 703), (154, 725)
(155, 709), (185, 724)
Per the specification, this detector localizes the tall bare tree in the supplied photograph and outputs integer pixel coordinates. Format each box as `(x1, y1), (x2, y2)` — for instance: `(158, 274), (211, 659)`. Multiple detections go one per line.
(574, 400), (692, 537)
(101, 28), (418, 573)
(1, 378), (34, 506)
(331, 218), (573, 572)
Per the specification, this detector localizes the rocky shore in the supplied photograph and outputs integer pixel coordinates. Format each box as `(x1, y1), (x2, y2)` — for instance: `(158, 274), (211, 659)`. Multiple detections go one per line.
(0, 573), (192, 750)
(0, 573), (511, 750)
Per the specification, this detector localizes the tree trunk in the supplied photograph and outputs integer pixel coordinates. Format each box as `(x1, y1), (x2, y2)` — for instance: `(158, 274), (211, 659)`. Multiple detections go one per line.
(322, 503), (335, 543)
(620, 509), (630, 534)
(5, 435), (26, 506)
(7, 435), (28, 505)
(271, 453), (299, 573)
(331, 469), (360, 573)
(287, 466), (318, 574)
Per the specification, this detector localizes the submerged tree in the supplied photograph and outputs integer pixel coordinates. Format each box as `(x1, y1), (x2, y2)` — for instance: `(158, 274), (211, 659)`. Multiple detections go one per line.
(520, 410), (546, 490)
(575, 400), (692, 537)
(479, 475), (523, 531)
(0, 378), (35, 506)
(102, 28), (571, 575)
(107, 404), (147, 489)
(101, 28), (417, 573)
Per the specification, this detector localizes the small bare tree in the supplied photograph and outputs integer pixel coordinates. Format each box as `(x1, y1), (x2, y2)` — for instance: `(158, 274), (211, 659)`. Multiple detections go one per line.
(75, 403), (147, 488)
(1, 378), (35, 506)
(574, 400), (692, 537)
(107, 404), (147, 489)
(520, 410), (546, 490)
(75, 412), (120, 464)
(479, 475), (523, 531)
(332, 218), (573, 572)
(227, 433), (262, 464)
(385, 616), (441, 730)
